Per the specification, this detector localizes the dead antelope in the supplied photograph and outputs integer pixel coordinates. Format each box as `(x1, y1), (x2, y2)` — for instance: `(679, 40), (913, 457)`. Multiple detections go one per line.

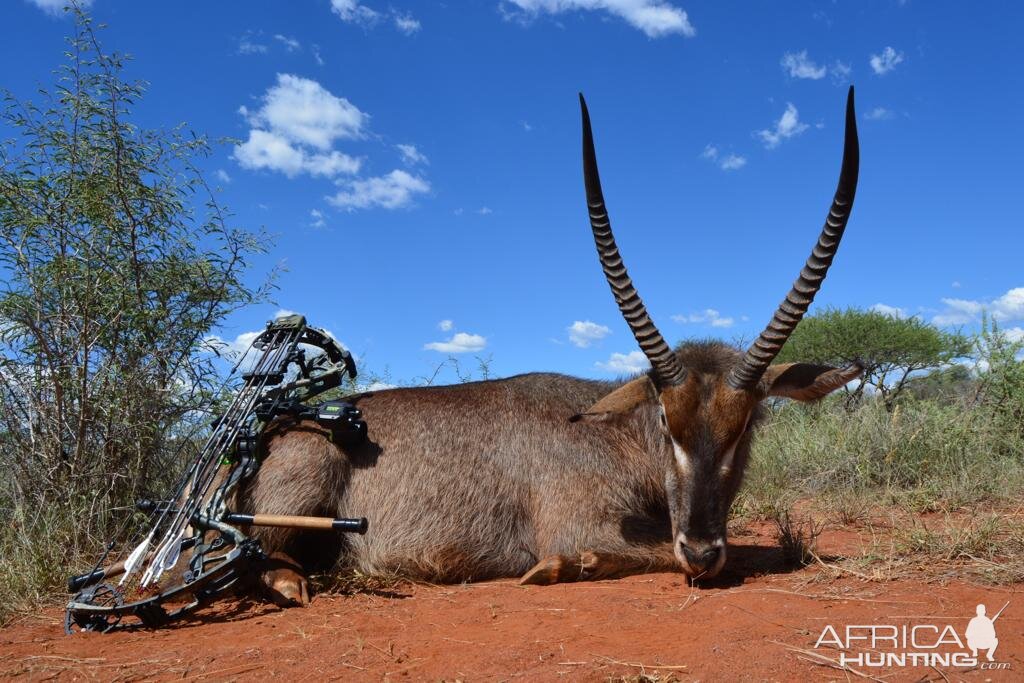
(241, 88), (862, 605)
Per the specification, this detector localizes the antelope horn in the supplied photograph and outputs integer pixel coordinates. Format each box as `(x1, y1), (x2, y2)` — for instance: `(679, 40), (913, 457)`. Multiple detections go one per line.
(728, 86), (860, 391)
(580, 94), (686, 390)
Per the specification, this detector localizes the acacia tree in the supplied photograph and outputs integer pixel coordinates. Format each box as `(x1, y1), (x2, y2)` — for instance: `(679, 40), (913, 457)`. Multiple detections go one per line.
(775, 308), (971, 409)
(0, 9), (271, 514)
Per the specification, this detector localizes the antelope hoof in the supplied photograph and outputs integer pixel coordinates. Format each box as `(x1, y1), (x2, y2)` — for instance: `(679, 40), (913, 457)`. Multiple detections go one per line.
(263, 553), (310, 607)
(267, 571), (309, 607)
(520, 555), (567, 585)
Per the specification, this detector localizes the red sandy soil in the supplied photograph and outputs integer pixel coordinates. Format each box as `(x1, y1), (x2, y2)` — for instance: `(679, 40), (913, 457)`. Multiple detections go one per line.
(1, 523), (1020, 682)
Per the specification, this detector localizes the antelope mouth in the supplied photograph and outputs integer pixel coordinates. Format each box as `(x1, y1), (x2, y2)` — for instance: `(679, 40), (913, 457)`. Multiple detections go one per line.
(675, 536), (727, 579)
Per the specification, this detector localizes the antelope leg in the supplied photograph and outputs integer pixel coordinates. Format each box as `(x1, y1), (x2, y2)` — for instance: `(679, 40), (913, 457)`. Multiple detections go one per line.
(262, 551), (310, 607)
(519, 549), (677, 585)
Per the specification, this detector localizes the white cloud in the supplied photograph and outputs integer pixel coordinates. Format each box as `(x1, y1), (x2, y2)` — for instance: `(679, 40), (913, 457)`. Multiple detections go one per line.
(504, 0), (696, 38)
(870, 303), (906, 319)
(424, 332), (487, 353)
(328, 169), (430, 210)
(26, 0), (93, 15)
(597, 350), (650, 374)
(757, 103), (809, 149)
(438, 319), (454, 331)
(215, 169), (231, 184)
(567, 320), (611, 348)
(719, 154), (747, 171)
(521, 120), (533, 132)
(830, 60), (852, 84)
(331, 0), (421, 35)
(932, 287), (1024, 326)
(238, 31), (269, 55)
(310, 209), (326, 228)
(312, 45), (325, 66)
(781, 50), (826, 80)
(273, 34), (302, 51)
(234, 76), (431, 213)
(701, 145), (746, 171)
(396, 143), (428, 166)
(358, 380), (398, 392)
(394, 14), (421, 34)
(672, 308), (734, 328)
(234, 130), (304, 175)
(865, 106), (894, 121)
(303, 150), (362, 176)
(476, 207), (493, 215)
(234, 129), (361, 178)
(1005, 327), (1024, 343)
(233, 75), (367, 179)
(331, 0), (381, 25)
(976, 288), (1024, 321)
(870, 46), (904, 76)
(205, 330), (262, 358)
(241, 74), (366, 150)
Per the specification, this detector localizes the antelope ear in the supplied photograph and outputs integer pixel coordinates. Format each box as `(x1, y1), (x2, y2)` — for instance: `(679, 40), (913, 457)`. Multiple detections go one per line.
(571, 376), (658, 422)
(763, 362), (863, 401)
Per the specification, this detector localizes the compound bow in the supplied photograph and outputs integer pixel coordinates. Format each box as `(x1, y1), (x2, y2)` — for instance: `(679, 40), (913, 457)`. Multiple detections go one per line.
(65, 314), (368, 633)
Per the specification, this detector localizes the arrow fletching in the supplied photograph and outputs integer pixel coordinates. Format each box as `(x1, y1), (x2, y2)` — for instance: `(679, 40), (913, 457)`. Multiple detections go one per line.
(162, 532), (183, 571)
(144, 530), (185, 587)
(119, 530), (154, 585)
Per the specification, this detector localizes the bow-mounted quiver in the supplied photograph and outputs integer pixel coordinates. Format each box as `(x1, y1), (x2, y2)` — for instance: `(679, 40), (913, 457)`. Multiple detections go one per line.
(65, 314), (370, 633)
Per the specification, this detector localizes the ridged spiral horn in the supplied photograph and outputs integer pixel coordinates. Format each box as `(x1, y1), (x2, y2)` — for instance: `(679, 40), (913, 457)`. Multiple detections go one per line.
(580, 93), (687, 390)
(728, 86), (860, 391)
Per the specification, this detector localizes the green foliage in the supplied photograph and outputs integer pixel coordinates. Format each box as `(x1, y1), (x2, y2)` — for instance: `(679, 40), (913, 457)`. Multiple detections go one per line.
(904, 364), (974, 403)
(973, 314), (1024, 436)
(776, 307), (972, 407)
(739, 395), (1024, 518)
(0, 10), (270, 622)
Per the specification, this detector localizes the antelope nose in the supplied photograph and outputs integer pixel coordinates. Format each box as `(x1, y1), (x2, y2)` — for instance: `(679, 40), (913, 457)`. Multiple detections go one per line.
(681, 543), (721, 572)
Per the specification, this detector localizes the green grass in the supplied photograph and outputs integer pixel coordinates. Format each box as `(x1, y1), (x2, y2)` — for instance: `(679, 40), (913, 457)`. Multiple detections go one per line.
(0, 504), (94, 625)
(738, 396), (1024, 518)
(735, 394), (1024, 585)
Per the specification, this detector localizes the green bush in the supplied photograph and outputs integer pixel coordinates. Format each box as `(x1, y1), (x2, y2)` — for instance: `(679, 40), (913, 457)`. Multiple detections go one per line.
(0, 10), (268, 624)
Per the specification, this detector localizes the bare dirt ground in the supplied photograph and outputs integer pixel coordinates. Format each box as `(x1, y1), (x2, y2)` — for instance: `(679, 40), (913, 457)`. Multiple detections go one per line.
(1, 521), (1020, 682)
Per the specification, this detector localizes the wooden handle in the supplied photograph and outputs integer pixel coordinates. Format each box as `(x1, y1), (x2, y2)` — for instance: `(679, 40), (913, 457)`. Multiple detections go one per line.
(223, 513), (368, 533)
(249, 514), (336, 530)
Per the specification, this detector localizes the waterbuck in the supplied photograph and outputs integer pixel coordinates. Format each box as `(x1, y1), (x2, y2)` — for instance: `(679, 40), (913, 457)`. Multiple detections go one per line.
(241, 88), (862, 605)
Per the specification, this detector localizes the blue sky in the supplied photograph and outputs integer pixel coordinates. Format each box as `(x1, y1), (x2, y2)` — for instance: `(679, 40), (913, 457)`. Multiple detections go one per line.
(5, 0), (1023, 385)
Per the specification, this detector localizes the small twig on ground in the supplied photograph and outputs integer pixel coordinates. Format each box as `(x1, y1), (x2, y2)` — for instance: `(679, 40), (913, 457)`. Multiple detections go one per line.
(773, 641), (885, 683)
(182, 663), (261, 681)
(591, 654), (688, 670)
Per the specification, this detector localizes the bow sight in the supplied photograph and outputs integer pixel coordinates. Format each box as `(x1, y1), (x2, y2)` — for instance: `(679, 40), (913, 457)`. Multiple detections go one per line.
(65, 314), (368, 633)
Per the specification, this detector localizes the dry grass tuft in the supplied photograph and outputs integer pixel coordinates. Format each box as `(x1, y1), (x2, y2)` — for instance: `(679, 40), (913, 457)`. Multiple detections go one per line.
(774, 510), (824, 567)
(310, 568), (412, 597)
